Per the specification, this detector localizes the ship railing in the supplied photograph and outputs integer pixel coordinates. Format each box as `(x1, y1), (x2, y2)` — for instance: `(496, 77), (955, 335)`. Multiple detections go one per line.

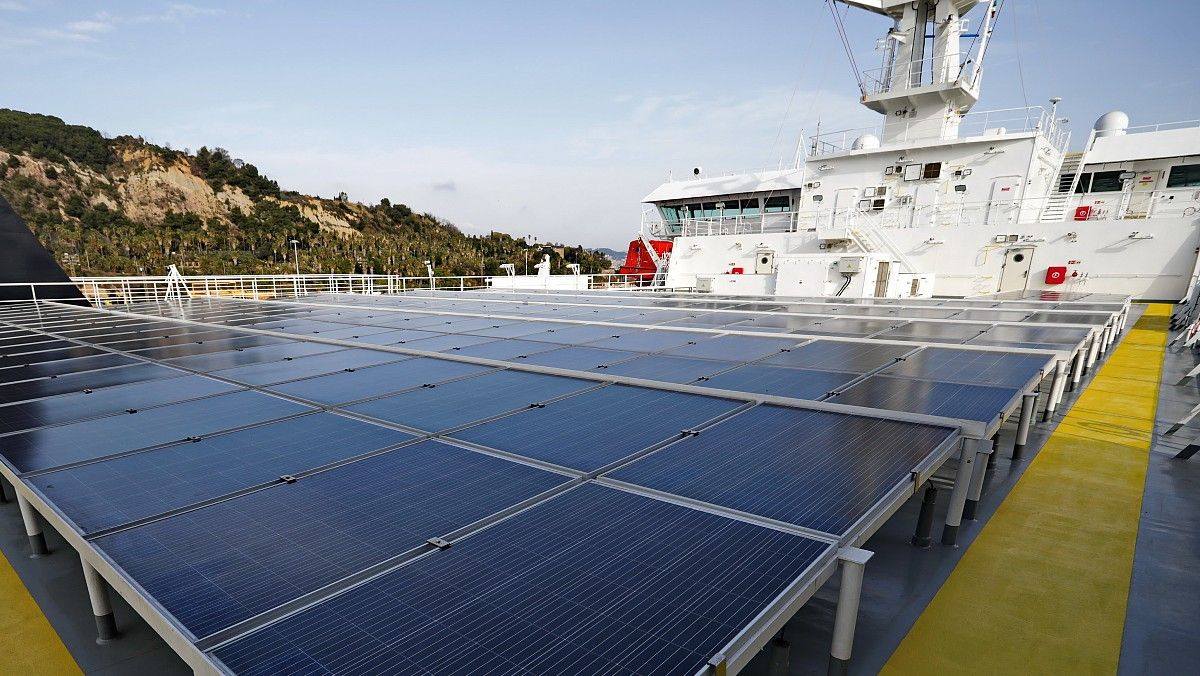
(1119, 119), (1200, 134)
(807, 105), (1068, 155)
(0, 273), (655, 307)
(675, 213), (801, 236)
(861, 54), (978, 95)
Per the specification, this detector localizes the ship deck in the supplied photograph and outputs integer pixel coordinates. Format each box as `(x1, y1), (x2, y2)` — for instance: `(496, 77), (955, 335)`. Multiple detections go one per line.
(0, 300), (1196, 674)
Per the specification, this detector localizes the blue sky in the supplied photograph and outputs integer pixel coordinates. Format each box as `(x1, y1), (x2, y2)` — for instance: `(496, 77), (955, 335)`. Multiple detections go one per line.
(2, 1), (1197, 247)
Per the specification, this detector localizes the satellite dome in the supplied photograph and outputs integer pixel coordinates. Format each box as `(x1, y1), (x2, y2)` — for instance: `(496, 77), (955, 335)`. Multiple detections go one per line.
(852, 134), (881, 150)
(1093, 111), (1129, 138)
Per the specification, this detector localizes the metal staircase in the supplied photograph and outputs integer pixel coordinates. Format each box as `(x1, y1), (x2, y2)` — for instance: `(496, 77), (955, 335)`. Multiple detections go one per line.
(1040, 150), (1087, 222)
(638, 231), (670, 287)
(849, 226), (919, 274)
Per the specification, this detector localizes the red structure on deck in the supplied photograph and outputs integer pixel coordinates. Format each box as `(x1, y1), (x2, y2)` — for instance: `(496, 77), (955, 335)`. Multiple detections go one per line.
(617, 238), (672, 282)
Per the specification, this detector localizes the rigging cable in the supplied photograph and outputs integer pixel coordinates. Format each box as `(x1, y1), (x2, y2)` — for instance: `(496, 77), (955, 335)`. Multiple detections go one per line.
(827, 0), (867, 97)
(1008, 0), (1030, 109)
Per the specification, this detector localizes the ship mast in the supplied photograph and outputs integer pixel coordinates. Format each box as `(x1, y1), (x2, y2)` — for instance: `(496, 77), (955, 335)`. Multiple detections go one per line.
(839, 0), (997, 144)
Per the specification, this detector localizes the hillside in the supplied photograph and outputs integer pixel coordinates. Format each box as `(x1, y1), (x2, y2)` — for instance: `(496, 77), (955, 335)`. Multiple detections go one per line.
(0, 109), (608, 278)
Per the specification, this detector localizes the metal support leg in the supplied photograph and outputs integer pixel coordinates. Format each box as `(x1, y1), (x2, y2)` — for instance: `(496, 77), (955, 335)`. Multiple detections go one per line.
(911, 484), (938, 548)
(1069, 347), (1086, 392)
(767, 636), (791, 676)
(942, 441), (977, 546)
(828, 547), (873, 676)
(964, 438), (994, 520)
(0, 477), (9, 503)
(1086, 334), (1101, 371)
(81, 556), (119, 644)
(16, 493), (48, 557)
(986, 431), (999, 470)
(1013, 393), (1038, 459)
(1041, 360), (1067, 422)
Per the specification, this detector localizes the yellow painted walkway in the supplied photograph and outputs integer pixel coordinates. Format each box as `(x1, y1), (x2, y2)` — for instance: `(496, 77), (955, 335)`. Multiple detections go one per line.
(0, 542), (81, 674)
(884, 304), (1171, 674)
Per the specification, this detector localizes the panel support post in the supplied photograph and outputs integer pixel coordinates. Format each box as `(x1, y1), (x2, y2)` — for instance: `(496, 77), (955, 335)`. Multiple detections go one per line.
(986, 431), (999, 470)
(1068, 346), (1086, 392)
(911, 484), (938, 547)
(941, 441), (977, 546)
(828, 547), (873, 676)
(81, 556), (119, 644)
(963, 437), (994, 520)
(1086, 334), (1101, 371)
(15, 492), (48, 558)
(1041, 360), (1068, 423)
(767, 636), (791, 676)
(1013, 393), (1038, 459)
(0, 477), (9, 503)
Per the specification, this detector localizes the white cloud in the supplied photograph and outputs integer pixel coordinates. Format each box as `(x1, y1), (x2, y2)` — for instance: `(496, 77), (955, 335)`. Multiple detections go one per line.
(66, 18), (114, 34)
(0, 1), (27, 11)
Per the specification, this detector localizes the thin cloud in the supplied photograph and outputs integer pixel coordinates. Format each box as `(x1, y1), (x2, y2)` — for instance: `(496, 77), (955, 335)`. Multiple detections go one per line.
(0, 1), (27, 11)
(432, 180), (457, 192)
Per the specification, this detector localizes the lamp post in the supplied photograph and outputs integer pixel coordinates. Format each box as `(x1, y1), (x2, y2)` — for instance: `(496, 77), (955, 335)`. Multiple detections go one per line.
(289, 239), (300, 275)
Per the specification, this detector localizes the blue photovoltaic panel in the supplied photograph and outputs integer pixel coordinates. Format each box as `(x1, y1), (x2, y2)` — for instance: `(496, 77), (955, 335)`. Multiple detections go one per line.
(881, 348), (1048, 388)
(129, 335), (288, 360)
(761, 340), (913, 373)
(874, 322), (987, 343)
(346, 370), (595, 432)
(0, 390), (311, 473)
(518, 324), (628, 345)
(1025, 311), (1111, 325)
(164, 342), (340, 371)
(968, 324), (1089, 346)
(96, 440), (569, 638)
(583, 329), (709, 353)
(736, 315), (826, 333)
(515, 346), (639, 371)
(0, 362), (181, 404)
(0, 352), (138, 384)
(0, 375), (236, 434)
(610, 405), (957, 535)
(663, 335), (799, 361)
(0, 345), (106, 368)
(397, 333), (500, 352)
(267, 358), (493, 405)
(450, 338), (562, 360)
(449, 385), (742, 470)
(831, 375), (1018, 424)
(30, 413), (414, 534)
(601, 354), (736, 383)
(465, 321), (565, 338)
(212, 483), (832, 676)
(699, 365), (859, 399)
(792, 318), (902, 337)
(209, 349), (402, 386)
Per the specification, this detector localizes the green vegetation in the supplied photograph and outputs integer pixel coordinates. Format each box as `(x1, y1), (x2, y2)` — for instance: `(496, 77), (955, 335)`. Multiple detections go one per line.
(0, 108), (610, 278)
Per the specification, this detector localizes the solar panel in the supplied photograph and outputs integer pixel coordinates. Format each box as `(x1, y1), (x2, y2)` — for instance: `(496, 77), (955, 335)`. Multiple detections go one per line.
(0, 362), (182, 403)
(515, 346), (639, 371)
(346, 370), (594, 432)
(761, 340), (913, 372)
(95, 440), (570, 638)
(448, 385), (742, 471)
(699, 365), (859, 400)
(163, 341), (341, 372)
(583, 329), (709, 352)
(130, 335), (288, 360)
(0, 345), (106, 368)
(601, 354), (736, 383)
(0, 352), (139, 384)
(831, 375), (1018, 424)
(609, 405), (957, 535)
(29, 412), (414, 534)
(267, 358), (493, 405)
(0, 375), (237, 435)
(663, 335), (799, 361)
(396, 333), (500, 352)
(450, 338), (562, 360)
(211, 483), (833, 676)
(873, 322), (987, 342)
(1, 390), (311, 473)
(881, 348), (1048, 388)
(209, 349), (402, 386)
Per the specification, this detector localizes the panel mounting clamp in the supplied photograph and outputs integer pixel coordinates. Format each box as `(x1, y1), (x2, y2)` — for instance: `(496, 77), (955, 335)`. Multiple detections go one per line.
(426, 537), (451, 549)
(279, 475), (298, 484)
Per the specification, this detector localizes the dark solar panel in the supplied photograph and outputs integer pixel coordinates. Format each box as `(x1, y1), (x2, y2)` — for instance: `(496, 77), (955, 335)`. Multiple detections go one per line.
(610, 405), (957, 535)
(0, 345), (106, 368)
(449, 385), (742, 471)
(0, 362), (182, 403)
(663, 335), (799, 361)
(212, 483), (832, 676)
(95, 440), (569, 638)
(1, 390), (311, 473)
(396, 333), (500, 352)
(583, 329), (709, 352)
(451, 338), (562, 360)
(164, 342), (340, 371)
(267, 358), (492, 405)
(874, 322), (988, 342)
(0, 352), (139, 384)
(0, 375), (237, 434)
(601, 355), (736, 383)
(30, 413), (414, 534)
(761, 340), (912, 372)
(792, 318), (902, 337)
(515, 346), (639, 371)
(518, 325), (628, 345)
(346, 370), (594, 432)
(831, 375), (1018, 424)
(882, 348), (1047, 388)
(699, 365), (859, 399)
(210, 349), (402, 386)
(130, 335), (288, 360)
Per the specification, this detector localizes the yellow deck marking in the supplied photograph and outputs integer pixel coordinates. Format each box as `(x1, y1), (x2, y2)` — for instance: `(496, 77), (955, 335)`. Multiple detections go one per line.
(0, 544), (81, 674)
(884, 304), (1170, 674)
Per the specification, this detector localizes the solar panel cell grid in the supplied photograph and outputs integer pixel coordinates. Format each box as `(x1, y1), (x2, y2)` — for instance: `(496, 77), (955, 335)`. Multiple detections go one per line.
(267, 358), (493, 405)
(95, 439), (570, 638)
(609, 405), (957, 535)
(699, 365), (860, 400)
(212, 483), (832, 676)
(831, 375), (1017, 424)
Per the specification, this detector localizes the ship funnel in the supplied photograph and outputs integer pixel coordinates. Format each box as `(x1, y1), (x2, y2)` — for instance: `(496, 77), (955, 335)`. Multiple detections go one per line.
(1093, 111), (1129, 138)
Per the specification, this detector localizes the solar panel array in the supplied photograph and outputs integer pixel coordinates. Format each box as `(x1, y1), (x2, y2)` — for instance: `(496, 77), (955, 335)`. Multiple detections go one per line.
(0, 291), (1083, 673)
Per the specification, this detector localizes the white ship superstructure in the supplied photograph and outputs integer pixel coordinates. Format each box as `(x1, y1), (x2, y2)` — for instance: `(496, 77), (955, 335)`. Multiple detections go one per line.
(633, 0), (1200, 300)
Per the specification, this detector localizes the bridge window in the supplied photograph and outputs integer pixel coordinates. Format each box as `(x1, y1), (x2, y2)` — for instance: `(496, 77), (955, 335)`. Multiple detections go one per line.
(1167, 164), (1200, 188)
(740, 198), (760, 216)
(661, 206), (681, 222)
(764, 196), (791, 212)
(1088, 170), (1125, 192)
